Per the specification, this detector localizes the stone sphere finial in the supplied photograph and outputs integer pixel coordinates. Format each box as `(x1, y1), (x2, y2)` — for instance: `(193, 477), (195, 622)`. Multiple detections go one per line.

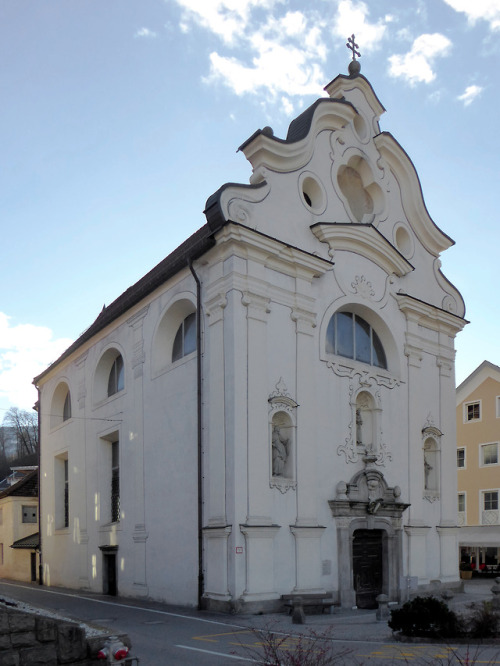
(348, 59), (361, 77)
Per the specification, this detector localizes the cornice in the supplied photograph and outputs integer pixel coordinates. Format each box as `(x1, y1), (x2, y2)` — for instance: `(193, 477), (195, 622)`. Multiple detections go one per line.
(395, 293), (467, 336)
(215, 222), (333, 280)
(311, 222), (413, 277)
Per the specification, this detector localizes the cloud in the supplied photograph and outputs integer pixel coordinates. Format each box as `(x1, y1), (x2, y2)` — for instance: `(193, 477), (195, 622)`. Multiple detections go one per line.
(170, 0), (390, 109)
(135, 27), (158, 39)
(388, 33), (452, 85)
(458, 84), (483, 105)
(332, 0), (390, 52)
(172, 0), (281, 46)
(443, 0), (500, 31)
(0, 313), (73, 414)
(202, 9), (328, 107)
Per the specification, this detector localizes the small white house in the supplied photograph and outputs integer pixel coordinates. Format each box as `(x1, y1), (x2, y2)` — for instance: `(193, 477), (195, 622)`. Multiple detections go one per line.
(34, 63), (466, 611)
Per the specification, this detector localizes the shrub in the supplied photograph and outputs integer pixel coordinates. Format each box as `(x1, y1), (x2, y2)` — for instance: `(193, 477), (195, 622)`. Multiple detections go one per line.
(234, 625), (352, 665)
(466, 601), (499, 639)
(389, 596), (465, 638)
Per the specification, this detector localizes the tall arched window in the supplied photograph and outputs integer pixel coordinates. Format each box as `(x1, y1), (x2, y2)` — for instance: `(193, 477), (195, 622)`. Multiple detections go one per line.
(108, 355), (124, 397)
(326, 312), (387, 369)
(62, 391), (72, 421)
(172, 313), (196, 362)
(50, 382), (72, 429)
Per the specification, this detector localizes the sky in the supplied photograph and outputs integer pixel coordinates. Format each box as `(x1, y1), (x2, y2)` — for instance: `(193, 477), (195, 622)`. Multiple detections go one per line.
(1, 0), (499, 416)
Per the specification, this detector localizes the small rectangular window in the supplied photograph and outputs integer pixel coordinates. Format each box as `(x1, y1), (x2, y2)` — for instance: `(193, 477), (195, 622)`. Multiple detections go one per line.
(481, 443), (499, 466)
(484, 491), (498, 511)
(457, 448), (465, 469)
(55, 453), (69, 529)
(458, 493), (465, 513)
(496, 396), (500, 418)
(465, 401), (481, 422)
(111, 441), (120, 523)
(22, 506), (37, 524)
(0, 544), (4, 566)
(64, 459), (69, 528)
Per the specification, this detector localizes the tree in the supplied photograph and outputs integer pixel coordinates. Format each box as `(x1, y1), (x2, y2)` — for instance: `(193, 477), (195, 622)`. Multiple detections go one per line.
(2, 407), (38, 457)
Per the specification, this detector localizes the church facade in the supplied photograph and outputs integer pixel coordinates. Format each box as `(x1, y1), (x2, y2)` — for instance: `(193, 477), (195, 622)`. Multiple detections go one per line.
(34, 65), (466, 611)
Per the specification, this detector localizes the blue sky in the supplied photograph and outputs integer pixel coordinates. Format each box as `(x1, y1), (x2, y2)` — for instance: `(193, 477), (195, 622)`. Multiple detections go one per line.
(1, 0), (499, 415)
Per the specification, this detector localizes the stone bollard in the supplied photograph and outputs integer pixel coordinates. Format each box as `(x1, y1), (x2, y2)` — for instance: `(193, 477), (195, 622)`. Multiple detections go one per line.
(376, 594), (390, 622)
(292, 597), (306, 625)
(491, 577), (500, 612)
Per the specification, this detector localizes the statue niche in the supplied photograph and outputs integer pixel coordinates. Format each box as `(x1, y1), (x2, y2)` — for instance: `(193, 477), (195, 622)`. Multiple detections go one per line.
(271, 412), (292, 478)
(272, 424), (289, 476)
(423, 436), (440, 500)
(356, 391), (376, 452)
(268, 378), (297, 492)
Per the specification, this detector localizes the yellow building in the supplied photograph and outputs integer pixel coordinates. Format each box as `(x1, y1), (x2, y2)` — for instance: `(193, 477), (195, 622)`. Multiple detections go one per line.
(456, 361), (500, 572)
(0, 470), (39, 582)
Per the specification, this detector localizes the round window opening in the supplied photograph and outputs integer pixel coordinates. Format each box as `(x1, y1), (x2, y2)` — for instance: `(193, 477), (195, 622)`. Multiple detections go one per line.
(395, 225), (413, 258)
(301, 175), (326, 213)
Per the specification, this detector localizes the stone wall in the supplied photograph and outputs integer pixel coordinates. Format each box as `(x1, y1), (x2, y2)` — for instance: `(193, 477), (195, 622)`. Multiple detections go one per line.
(0, 606), (130, 665)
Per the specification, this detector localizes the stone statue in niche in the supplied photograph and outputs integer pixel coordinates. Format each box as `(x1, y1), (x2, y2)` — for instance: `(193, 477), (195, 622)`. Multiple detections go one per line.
(356, 409), (363, 446)
(272, 425), (289, 476)
(424, 454), (433, 490)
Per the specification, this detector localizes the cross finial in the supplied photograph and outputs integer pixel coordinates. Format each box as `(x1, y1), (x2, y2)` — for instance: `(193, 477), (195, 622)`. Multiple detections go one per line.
(346, 34), (361, 76)
(346, 34), (360, 60)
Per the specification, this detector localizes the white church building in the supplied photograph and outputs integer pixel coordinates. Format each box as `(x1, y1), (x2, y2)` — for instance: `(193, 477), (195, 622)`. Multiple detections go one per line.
(34, 60), (466, 612)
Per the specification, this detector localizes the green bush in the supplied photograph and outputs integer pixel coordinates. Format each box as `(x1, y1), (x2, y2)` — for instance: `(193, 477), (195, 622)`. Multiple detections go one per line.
(389, 596), (465, 638)
(467, 601), (499, 638)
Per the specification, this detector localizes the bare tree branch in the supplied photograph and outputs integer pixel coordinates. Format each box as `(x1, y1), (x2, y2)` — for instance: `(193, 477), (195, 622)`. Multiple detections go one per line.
(2, 407), (38, 457)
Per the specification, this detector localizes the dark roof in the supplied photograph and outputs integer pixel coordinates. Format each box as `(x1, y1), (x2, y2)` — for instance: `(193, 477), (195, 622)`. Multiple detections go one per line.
(286, 97), (354, 142)
(11, 532), (39, 550)
(34, 224), (216, 383)
(0, 470), (38, 500)
(237, 97), (355, 153)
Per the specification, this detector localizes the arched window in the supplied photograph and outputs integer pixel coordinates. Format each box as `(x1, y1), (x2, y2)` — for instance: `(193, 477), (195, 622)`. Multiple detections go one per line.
(326, 312), (387, 369)
(50, 382), (72, 429)
(172, 313), (196, 362)
(107, 355), (124, 397)
(62, 391), (72, 421)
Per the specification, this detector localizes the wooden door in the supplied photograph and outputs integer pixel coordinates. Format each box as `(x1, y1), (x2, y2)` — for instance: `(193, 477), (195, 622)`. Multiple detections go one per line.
(352, 529), (383, 609)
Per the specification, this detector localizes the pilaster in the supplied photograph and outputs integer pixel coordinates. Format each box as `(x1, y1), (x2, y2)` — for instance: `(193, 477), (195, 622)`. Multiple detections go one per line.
(205, 293), (228, 526)
(290, 525), (326, 593)
(404, 525), (431, 580)
(203, 525), (232, 601)
(291, 307), (318, 525)
(436, 526), (460, 581)
(240, 524), (280, 600)
(243, 291), (272, 525)
(126, 307), (149, 593)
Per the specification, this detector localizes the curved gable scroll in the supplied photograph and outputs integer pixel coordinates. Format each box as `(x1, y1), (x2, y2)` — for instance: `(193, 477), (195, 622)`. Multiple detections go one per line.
(238, 99), (358, 176)
(375, 132), (454, 257)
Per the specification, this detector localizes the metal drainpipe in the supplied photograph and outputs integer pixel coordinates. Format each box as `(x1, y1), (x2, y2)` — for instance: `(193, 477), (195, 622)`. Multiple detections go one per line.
(35, 386), (43, 585)
(189, 258), (204, 609)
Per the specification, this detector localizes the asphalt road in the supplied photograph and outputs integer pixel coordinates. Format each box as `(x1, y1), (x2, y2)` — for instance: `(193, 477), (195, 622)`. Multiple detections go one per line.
(1, 581), (500, 665)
